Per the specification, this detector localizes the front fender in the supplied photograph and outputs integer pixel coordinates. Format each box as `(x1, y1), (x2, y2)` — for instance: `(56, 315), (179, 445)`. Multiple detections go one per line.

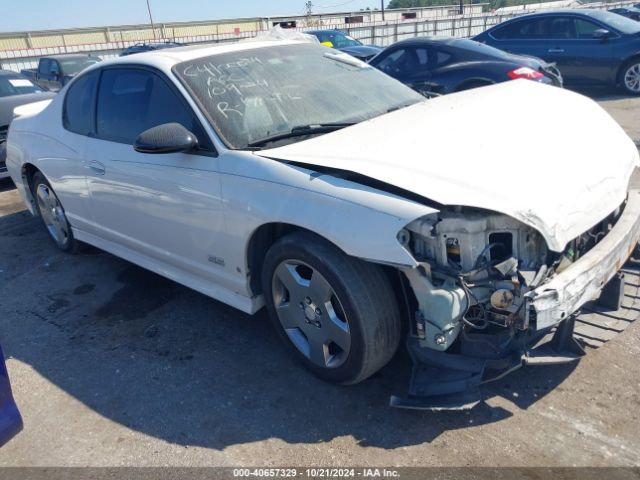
(219, 154), (437, 273)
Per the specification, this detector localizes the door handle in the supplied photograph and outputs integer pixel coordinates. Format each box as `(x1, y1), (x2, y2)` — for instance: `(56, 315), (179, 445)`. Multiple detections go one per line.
(548, 48), (565, 53)
(88, 160), (105, 176)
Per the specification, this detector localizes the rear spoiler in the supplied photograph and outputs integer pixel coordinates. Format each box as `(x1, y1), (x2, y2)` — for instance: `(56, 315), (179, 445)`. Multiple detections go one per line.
(13, 99), (53, 118)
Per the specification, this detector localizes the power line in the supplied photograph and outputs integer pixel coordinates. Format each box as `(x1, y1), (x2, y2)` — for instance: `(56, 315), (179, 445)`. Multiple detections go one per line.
(146, 0), (157, 40)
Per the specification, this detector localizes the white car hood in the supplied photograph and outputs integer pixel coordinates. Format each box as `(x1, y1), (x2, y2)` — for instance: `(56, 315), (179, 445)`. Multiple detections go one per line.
(258, 80), (640, 252)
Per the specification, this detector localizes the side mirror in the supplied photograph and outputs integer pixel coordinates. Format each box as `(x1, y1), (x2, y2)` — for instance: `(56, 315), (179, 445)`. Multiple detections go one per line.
(593, 28), (612, 40)
(134, 123), (198, 154)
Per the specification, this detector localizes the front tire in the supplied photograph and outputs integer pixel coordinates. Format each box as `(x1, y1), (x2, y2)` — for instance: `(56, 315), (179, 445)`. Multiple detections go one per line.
(31, 171), (78, 253)
(619, 59), (640, 95)
(262, 232), (402, 385)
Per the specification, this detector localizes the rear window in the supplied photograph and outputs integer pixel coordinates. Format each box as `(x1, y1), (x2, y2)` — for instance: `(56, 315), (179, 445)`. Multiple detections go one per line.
(491, 18), (550, 39)
(453, 38), (510, 58)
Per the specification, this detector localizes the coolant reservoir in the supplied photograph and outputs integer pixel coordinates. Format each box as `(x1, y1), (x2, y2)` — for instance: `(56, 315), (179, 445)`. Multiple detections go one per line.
(403, 267), (468, 351)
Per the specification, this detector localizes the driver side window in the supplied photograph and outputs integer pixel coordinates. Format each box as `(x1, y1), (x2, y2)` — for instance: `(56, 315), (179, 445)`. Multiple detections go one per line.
(95, 68), (212, 151)
(374, 48), (419, 78)
(374, 48), (406, 74)
(575, 19), (602, 39)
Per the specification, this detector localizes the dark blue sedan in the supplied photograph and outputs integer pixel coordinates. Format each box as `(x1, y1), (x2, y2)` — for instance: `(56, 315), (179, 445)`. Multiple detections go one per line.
(307, 30), (382, 61)
(0, 345), (22, 447)
(474, 9), (640, 94)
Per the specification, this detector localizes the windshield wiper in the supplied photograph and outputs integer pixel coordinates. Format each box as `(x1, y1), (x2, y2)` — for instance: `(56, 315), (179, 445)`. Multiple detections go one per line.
(246, 123), (355, 149)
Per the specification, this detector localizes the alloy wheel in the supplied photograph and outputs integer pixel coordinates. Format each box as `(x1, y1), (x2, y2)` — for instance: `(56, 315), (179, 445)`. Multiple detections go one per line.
(624, 63), (640, 93)
(36, 183), (70, 249)
(271, 260), (351, 369)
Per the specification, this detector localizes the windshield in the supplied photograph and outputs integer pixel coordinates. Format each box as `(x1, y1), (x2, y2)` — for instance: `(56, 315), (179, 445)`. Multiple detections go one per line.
(0, 76), (42, 97)
(59, 57), (101, 75)
(590, 10), (640, 34)
(175, 44), (424, 149)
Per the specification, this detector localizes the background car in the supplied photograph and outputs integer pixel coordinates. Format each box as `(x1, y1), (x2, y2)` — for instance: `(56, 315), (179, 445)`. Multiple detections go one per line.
(307, 29), (382, 61)
(0, 70), (55, 179)
(368, 36), (562, 96)
(609, 6), (640, 21)
(0, 344), (22, 447)
(120, 41), (185, 56)
(474, 9), (640, 95)
(20, 54), (101, 92)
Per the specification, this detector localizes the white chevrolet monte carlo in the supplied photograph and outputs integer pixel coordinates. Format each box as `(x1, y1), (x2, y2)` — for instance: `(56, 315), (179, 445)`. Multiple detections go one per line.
(7, 39), (640, 409)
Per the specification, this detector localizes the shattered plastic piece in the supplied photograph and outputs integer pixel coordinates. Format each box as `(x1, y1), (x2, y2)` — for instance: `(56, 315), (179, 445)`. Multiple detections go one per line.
(494, 257), (518, 277)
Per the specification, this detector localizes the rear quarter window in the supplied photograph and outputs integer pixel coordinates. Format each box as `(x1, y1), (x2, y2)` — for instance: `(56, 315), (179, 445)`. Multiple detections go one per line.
(63, 70), (99, 136)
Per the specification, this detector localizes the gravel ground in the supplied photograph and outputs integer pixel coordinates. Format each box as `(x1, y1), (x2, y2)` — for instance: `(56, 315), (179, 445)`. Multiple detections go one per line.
(0, 93), (639, 467)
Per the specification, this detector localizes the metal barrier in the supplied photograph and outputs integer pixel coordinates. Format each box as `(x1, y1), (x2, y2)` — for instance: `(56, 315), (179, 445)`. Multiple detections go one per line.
(0, 0), (635, 72)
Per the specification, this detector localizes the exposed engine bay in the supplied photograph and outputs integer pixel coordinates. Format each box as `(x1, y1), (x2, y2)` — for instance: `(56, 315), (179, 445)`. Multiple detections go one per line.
(399, 205), (624, 355)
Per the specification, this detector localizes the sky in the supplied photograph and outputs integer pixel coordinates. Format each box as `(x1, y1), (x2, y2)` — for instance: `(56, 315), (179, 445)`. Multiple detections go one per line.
(0, 0), (382, 33)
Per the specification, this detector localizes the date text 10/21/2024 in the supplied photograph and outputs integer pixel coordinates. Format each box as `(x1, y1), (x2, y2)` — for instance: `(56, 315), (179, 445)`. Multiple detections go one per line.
(232, 468), (401, 478)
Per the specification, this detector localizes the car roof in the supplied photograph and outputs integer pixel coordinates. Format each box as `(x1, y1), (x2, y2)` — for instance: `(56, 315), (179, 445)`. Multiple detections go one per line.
(498, 8), (614, 19)
(392, 36), (477, 47)
(96, 39), (303, 70)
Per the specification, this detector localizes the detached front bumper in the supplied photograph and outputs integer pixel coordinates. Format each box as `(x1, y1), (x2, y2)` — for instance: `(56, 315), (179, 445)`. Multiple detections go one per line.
(529, 189), (640, 330)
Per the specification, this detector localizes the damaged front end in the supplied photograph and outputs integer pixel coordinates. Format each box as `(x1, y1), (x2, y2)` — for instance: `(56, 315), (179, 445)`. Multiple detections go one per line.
(392, 192), (640, 410)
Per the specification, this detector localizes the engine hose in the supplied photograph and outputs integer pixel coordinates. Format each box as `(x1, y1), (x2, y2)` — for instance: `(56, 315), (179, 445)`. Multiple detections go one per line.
(459, 276), (488, 330)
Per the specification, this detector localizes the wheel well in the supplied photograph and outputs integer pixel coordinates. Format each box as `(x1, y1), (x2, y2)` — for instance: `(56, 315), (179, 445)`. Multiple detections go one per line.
(21, 163), (40, 210)
(245, 223), (415, 331)
(246, 223), (312, 296)
(617, 55), (640, 83)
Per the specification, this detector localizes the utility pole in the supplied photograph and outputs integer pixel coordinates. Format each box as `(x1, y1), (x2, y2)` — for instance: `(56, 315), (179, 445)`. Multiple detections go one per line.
(381, 0), (385, 21)
(146, 0), (157, 40)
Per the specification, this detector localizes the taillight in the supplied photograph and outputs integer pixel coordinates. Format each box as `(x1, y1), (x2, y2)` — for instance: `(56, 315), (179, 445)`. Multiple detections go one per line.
(507, 66), (545, 80)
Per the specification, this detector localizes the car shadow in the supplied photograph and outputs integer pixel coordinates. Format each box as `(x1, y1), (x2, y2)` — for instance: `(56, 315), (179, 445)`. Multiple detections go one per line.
(0, 210), (579, 450)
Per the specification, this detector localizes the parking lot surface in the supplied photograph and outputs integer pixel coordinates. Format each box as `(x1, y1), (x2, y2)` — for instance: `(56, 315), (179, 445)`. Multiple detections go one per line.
(0, 94), (639, 467)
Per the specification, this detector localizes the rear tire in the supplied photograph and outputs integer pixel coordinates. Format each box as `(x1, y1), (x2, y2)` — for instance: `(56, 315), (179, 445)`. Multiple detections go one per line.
(31, 171), (78, 253)
(262, 232), (402, 385)
(619, 59), (640, 96)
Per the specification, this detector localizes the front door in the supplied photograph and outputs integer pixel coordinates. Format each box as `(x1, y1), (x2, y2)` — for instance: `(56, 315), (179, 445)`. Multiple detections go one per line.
(84, 67), (233, 289)
(544, 16), (614, 85)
